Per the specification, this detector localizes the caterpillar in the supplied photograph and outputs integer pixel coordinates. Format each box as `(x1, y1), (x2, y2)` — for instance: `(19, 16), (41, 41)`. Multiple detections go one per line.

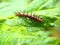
(16, 12), (42, 22)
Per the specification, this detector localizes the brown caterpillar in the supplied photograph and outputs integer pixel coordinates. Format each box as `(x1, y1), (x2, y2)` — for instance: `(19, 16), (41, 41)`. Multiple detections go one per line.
(16, 12), (42, 22)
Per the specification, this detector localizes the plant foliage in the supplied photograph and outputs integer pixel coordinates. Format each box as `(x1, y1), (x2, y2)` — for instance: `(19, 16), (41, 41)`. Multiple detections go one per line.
(0, 0), (60, 45)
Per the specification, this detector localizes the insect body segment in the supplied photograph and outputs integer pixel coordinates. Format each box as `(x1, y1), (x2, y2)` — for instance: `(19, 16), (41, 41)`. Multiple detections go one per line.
(16, 12), (42, 22)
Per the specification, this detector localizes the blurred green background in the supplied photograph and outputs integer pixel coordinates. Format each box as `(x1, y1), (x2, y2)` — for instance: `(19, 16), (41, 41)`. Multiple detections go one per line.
(0, 0), (60, 45)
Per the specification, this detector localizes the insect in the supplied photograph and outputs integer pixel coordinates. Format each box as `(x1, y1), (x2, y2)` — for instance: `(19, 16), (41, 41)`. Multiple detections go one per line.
(16, 12), (42, 22)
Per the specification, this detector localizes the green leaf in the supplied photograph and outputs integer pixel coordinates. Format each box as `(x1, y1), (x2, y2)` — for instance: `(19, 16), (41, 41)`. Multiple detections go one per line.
(0, 0), (60, 45)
